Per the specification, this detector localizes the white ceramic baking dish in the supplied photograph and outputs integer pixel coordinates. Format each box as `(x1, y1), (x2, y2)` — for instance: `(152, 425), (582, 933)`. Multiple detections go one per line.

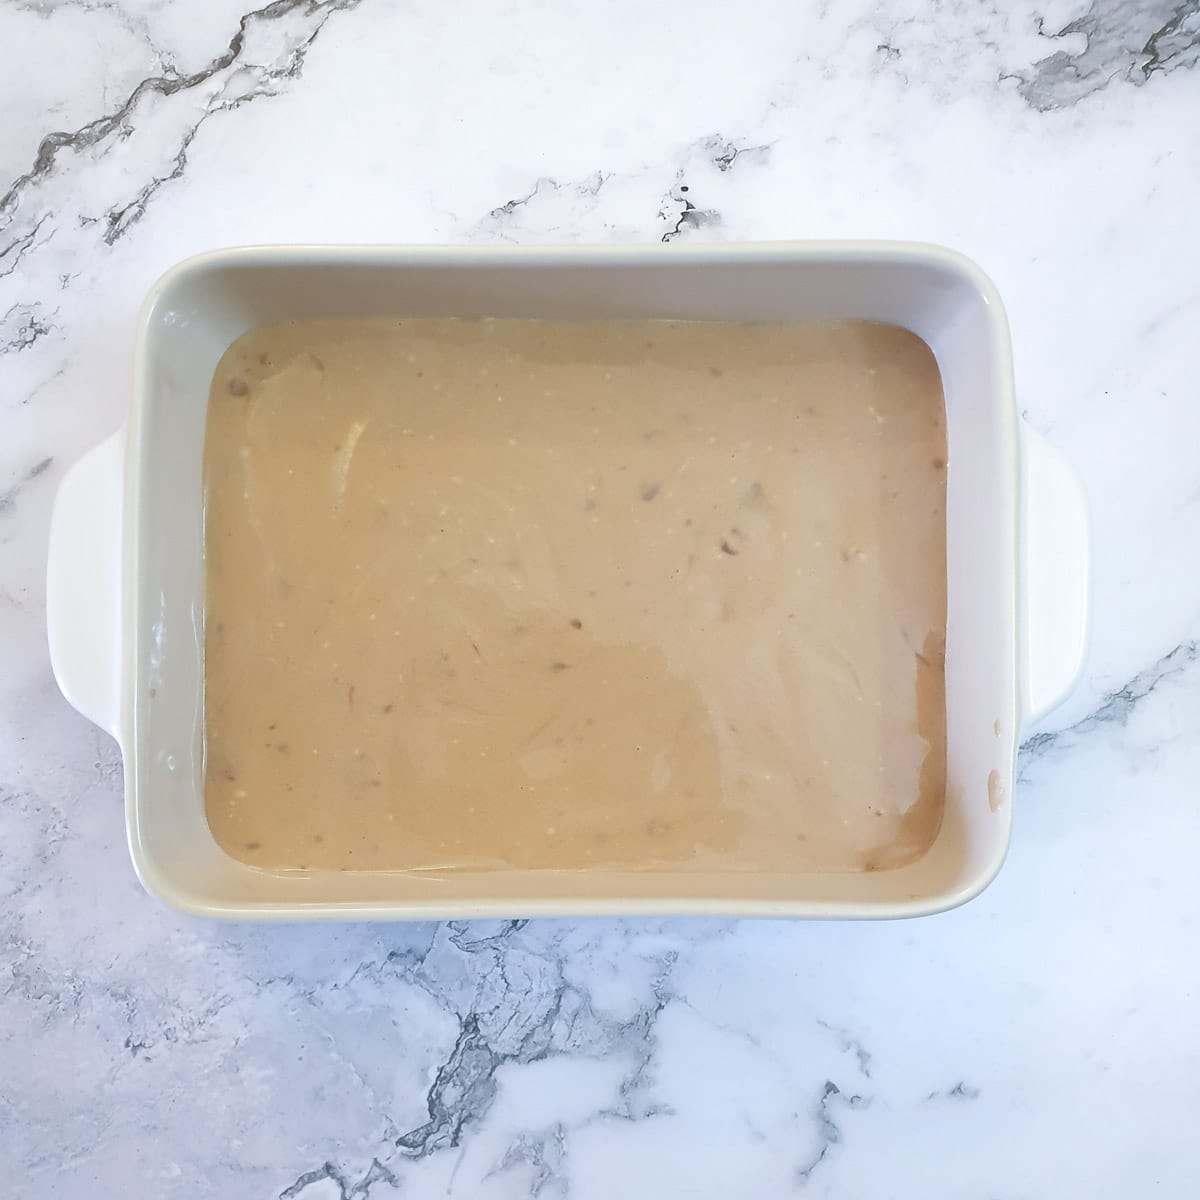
(46, 242), (1089, 920)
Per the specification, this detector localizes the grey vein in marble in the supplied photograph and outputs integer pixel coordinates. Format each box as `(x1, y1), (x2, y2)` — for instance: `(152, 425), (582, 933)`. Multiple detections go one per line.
(0, 0), (362, 318)
(926, 1081), (981, 1101)
(1015, 0), (1200, 110)
(818, 1018), (873, 1079)
(1021, 638), (1199, 771)
(660, 194), (720, 242)
(14, 0), (173, 74)
(703, 135), (771, 174)
(484, 173), (610, 241)
(489, 1125), (568, 1198)
(0, 302), (55, 357)
(0, 213), (48, 279)
(262, 922), (680, 1196)
(0, 454), (52, 515)
(477, 133), (771, 246)
(661, 136), (769, 241)
(279, 1158), (401, 1200)
(1, 0), (351, 220)
(796, 1080), (866, 1184)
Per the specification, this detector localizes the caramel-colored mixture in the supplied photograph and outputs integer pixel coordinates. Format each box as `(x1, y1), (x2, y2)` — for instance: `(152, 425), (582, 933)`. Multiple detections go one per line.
(203, 317), (946, 873)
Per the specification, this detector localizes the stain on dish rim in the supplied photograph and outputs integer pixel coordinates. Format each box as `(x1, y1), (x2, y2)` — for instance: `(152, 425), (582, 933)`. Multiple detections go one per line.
(987, 768), (1005, 811)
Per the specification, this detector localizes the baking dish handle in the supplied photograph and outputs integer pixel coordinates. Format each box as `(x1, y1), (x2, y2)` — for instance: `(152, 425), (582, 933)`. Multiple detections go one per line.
(46, 432), (124, 743)
(1020, 424), (1090, 726)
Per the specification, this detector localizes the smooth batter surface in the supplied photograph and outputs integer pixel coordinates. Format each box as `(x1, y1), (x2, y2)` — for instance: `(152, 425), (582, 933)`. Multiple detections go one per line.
(203, 317), (947, 873)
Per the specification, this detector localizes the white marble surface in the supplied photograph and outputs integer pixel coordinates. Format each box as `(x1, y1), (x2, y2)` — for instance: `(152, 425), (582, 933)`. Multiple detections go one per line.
(2, 1), (1199, 1195)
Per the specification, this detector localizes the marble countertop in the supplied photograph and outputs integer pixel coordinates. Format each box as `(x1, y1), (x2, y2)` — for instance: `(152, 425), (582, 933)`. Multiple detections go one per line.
(3, 1), (1198, 1196)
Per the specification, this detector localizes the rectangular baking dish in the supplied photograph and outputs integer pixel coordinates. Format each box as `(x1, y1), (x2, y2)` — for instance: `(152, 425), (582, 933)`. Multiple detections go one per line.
(46, 242), (1089, 920)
